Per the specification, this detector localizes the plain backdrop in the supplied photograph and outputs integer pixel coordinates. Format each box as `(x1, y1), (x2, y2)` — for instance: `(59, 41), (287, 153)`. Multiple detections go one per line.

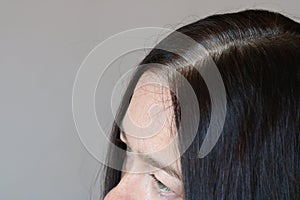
(0, 0), (299, 200)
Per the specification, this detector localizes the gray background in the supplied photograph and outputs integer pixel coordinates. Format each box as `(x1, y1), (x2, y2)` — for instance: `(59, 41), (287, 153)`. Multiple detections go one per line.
(0, 0), (299, 200)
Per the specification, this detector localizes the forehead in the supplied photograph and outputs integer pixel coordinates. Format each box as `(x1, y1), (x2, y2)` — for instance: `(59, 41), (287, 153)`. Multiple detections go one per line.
(121, 72), (178, 153)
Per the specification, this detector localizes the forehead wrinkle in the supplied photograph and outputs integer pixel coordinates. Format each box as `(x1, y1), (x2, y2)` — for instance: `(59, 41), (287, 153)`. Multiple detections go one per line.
(120, 73), (180, 168)
(126, 82), (175, 132)
(121, 129), (181, 178)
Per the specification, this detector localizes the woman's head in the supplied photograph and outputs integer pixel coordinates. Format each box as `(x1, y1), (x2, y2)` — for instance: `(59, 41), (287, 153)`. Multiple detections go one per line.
(103, 9), (300, 199)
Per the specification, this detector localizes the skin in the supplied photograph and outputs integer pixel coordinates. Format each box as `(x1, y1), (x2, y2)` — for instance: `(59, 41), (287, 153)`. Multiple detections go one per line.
(104, 73), (184, 200)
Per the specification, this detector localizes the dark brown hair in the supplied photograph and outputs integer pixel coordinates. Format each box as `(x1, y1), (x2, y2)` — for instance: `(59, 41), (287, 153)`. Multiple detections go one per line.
(103, 9), (300, 199)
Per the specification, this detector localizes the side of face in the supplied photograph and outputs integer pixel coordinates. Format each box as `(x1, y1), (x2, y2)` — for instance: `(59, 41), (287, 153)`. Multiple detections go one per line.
(104, 74), (184, 200)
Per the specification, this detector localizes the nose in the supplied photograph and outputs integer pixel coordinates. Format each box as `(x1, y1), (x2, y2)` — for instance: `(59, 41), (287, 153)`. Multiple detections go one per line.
(103, 173), (141, 200)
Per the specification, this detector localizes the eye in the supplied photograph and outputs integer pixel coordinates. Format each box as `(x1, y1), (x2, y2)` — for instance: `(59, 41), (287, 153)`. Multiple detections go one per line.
(151, 174), (172, 193)
(126, 145), (133, 152)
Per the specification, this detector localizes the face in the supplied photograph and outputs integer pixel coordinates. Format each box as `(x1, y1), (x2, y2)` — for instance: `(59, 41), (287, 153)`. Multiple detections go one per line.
(104, 74), (184, 200)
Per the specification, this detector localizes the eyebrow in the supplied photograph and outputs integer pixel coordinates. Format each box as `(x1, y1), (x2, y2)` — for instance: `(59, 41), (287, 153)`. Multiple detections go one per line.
(120, 131), (182, 180)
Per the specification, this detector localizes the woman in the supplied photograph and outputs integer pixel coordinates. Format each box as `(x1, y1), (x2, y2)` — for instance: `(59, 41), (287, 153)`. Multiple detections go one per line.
(102, 9), (300, 199)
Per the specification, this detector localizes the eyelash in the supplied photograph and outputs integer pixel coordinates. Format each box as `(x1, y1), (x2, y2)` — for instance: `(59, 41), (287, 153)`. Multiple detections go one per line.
(151, 174), (172, 193)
